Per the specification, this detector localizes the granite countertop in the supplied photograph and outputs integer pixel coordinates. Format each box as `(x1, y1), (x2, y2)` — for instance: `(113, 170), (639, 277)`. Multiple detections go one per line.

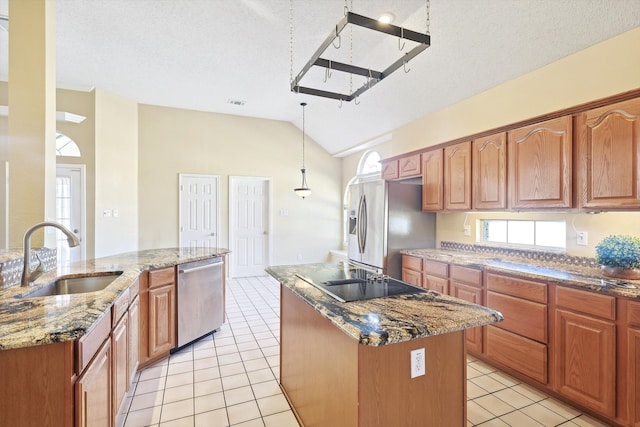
(266, 262), (503, 347)
(0, 247), (230, 351)
(401, 248), (640, 299)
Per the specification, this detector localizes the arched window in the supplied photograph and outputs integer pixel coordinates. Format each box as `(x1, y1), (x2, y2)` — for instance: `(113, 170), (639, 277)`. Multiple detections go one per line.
(357, 150), (381, 175)
(56, 133), (81, 157)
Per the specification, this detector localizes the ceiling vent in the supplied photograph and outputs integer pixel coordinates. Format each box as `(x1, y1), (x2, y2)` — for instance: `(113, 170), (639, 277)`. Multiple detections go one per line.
(227, 99), (246, 106)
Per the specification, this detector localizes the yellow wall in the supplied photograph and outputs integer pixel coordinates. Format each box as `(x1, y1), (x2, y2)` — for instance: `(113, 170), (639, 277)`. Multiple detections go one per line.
(137, 104), (343, 265)
(94, 89), (139, 257)
(342, 27), (640, 258)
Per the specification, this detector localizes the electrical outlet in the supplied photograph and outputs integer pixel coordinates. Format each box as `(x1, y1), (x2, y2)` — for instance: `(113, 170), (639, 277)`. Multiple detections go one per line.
(463, 225), (471, 236)
(577, 231), (588, 246)
(297, 254), (303, 261)
(410, 348), (426, 378)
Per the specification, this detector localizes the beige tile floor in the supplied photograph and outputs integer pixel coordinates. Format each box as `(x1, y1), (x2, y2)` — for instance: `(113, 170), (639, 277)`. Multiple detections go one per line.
(122, 275), (613, 427)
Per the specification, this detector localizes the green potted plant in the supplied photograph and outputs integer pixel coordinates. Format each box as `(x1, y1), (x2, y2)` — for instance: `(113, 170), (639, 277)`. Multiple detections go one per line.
(595, 235), (640, 280)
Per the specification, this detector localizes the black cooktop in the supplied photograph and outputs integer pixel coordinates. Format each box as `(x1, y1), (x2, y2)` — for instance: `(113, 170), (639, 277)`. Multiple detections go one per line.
(296, 265), (425, 302)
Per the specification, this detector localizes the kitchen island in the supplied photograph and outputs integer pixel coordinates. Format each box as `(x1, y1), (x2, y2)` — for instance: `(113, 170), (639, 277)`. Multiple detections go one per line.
(266, 262), (503, 427)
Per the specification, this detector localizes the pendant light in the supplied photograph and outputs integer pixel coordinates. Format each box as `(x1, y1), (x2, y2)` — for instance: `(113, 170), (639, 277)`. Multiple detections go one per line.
(294, 102), (312, 198)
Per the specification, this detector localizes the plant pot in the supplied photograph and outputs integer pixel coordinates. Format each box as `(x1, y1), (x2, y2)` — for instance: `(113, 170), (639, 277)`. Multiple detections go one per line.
(601, 265), (640, 280)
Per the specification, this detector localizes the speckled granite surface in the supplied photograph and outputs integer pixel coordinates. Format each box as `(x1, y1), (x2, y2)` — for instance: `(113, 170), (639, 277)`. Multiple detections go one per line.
(401, 248), (640, 299)
(266, 262), (503, 347)
(0, 247), (229, 351)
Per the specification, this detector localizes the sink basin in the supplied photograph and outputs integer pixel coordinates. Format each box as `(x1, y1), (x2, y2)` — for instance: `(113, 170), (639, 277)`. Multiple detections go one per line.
(18, 271), (123, 298)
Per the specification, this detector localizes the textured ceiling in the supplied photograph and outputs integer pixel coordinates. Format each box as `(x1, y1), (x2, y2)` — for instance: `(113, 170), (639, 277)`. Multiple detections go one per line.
(0, 0), (639, 155)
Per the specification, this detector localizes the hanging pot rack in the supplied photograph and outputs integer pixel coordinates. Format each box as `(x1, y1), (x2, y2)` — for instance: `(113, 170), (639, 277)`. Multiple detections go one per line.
(290, 10), (431, 102)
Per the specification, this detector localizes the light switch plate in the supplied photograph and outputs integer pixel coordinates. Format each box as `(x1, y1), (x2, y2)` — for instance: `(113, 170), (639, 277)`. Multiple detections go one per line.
(576, 231), (588, 246)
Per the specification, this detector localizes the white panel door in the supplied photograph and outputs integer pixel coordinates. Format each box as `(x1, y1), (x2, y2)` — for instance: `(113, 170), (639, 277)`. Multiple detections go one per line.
(179, 174), (219, 248)
(56, 164), (86, 264)
(230, 177), (270, 277)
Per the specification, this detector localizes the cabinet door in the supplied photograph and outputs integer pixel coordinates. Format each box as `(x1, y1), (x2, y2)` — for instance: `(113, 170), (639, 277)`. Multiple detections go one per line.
(128, 296), (140, 387)
(424, 274), (448, 294)
(444, 141), (472, 210)
(148, 285), (176, 357)
(473, 132), (507, 209)
(422, 149), (443, 211)
(399, 154), (421, 178)
(112, 314), (128, 420)
(402, 269), (422, 287)
(508, 115), (572, 208)
(381, 160), (399, 180)
(629, 327), (640, 427)
(578, 97), (640, 209)
(76, 338), (111, 427)
(451, 282), (483, 354)
(554, 309), (615, 417)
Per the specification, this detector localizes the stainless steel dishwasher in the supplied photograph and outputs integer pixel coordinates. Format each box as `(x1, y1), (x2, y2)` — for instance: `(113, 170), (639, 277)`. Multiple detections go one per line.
(176, 256), (224, 347)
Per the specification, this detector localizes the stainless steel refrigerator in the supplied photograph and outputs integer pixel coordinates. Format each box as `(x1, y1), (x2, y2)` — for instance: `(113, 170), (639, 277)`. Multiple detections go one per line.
(348, 179), (436, 279)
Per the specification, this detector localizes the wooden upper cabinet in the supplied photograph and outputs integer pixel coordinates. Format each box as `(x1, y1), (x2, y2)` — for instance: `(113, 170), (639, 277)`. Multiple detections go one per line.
(399, 154), (422, 178)
(473, 132), (507, 209)
(381, 160), (399, 180)
(422, 148), (444, 211)
(444, 141), (472, 210)
(508, 115), (572, 208)
(577, 97), (640, 209)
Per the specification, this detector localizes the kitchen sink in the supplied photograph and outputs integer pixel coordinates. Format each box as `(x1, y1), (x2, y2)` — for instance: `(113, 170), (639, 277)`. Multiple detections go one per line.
(17, 271), (123, 298)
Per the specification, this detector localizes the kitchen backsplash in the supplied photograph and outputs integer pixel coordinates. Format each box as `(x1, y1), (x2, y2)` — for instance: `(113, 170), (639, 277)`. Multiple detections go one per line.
(0, 248), (57, 288)
(440, 241), (599, 269)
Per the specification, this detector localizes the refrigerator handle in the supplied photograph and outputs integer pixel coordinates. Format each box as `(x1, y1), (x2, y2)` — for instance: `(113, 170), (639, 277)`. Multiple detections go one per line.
(357, 195), (364, 254)
(360, 194), (367, 253)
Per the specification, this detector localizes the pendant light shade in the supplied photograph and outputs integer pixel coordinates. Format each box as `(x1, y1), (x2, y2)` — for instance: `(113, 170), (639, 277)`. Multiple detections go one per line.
(294, 102), (312, 198)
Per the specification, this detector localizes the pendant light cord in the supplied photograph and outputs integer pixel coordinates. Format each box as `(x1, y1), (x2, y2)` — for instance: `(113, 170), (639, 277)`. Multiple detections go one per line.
(301, 102), (306, 169)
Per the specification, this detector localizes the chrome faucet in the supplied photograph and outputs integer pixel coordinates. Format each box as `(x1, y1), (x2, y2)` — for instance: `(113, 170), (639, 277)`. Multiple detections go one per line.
(21, 222), (80, 286)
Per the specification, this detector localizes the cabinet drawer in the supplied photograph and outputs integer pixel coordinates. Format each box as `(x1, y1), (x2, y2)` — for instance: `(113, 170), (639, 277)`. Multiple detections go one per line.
(450, 265), (481, 287)
(128, 277), (140, 299)
(486, 325), (548, 384)
(487, 291), (547, 343)
(628, 300), (640, 326)
(486, 273), (547, 303)
(399, 154), (421, 177)
(402, 255), (423, 272)
(148, 267), (175, 289)
(402, 268), (422, 287)
(555, 286), (615, 320)
(423, 260), (448, 278)
(76, 312), (111, 375)
(111, 288), (130, 324)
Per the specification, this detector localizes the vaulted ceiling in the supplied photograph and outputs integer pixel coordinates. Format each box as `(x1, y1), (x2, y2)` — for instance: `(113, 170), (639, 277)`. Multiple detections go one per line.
(0, 0), (639, 155)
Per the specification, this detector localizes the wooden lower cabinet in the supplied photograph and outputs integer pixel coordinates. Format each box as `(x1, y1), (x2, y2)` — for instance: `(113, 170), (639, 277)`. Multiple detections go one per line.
(401, 255), (423, 287)
(629, 327), (640, 426)
(128, 296), (140, 385)
(148, 284), (176, 356)
(76, 338), (112, 427)
(554, 308), (616, 418)
(141, 267), (177, 365)
(112, 314), (128, 421)
(402, 268), (422, 287)
(451, 281), (483, 354)
(486, 325), (548, 384)
(424, 274), (448, 294)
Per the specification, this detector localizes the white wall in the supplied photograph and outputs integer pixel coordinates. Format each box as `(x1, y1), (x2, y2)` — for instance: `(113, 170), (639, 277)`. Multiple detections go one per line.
(137, 104), (343, 266)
